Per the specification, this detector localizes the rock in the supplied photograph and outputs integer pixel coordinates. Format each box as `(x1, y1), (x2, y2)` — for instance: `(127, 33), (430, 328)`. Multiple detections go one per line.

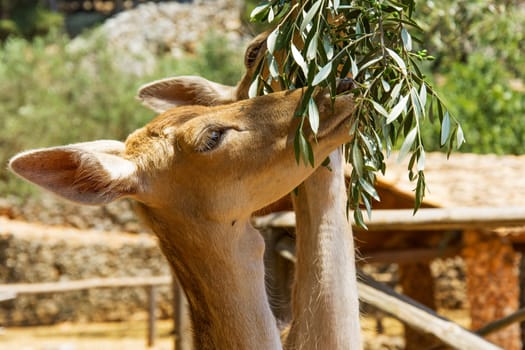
(68, 0), (246, 76)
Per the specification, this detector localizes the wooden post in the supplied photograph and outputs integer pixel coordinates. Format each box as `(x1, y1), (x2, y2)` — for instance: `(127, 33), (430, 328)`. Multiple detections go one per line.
(399, 262), (440, 349)
(520, 251), (525, 348)
(147, 285), (157, 348)
(463, 231), (522, 350)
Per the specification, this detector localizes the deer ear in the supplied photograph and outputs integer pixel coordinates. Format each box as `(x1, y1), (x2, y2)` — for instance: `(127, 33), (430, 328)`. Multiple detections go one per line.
(137, 75), (237, 112)
(9, 140), (139, 206)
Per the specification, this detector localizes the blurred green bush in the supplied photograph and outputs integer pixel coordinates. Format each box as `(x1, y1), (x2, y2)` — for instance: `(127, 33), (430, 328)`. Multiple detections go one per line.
(1, 2), (64, 39)
(422, 54), (525, 154)
(415, 0), (525, 155)
(0, 31), (244, 196)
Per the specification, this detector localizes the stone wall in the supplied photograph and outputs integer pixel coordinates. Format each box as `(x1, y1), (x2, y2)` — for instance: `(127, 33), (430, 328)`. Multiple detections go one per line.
(0, 217), (171, 326)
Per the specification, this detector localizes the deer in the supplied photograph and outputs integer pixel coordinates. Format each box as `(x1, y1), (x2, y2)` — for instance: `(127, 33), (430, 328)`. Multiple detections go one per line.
(136, 30), (362, 349)
(9, 84), (357, 349)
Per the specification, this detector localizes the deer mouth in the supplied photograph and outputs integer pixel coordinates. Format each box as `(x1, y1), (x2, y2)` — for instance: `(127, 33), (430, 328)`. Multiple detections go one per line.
(316, 111), (352, 140)
(315, 95), (355, 141)
(312, 78), (356, 140)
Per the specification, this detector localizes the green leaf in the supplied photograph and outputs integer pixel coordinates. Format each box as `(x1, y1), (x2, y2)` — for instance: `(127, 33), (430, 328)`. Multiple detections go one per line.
(381, 78), (391, 92)
(350, 56), (359, 77)
(359, 131), (375, 155)
(385, 0), (403, 11)
(267, 28), (279, 54)
(268, 55), (279, 79)
(354, 208), (367, 229)
(359, 56), (383, 73)
(419, 83), (427, 109)
(312, 61), (332, 86)
(410, 86), (423, 120)
(440, 111), (451, 146)
(268, 6), (275, 22)
(359, 177), (380, 201)
(417, 149), (425, 171)
(385, 48), (407, 76)
(397, 127), (417, 162)
(389, 81), (403, 103)
(401, 28), (412, 51)
(387, 94), (409, 124)
(352, 145), (364, 178)
(308, 97), (320, 134)
(306, 32), (319, 61)
(300, 1), (322, 33)
(297, 129), (314, 167)
(250, 3), (270, 19)
(372, 101), (388, 117)
(456, 124), (465, 149)
(428, 96), (435, 123)
(414, 171), (426, 213)
(248, 75), (259, 98)
(291, 43), (309, 77)
(323, 34), (334, 60)
(362, 193), (372, 220)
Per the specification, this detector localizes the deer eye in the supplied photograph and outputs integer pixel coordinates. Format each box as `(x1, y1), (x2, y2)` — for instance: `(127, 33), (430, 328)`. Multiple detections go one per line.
(196, 129), (225, 152)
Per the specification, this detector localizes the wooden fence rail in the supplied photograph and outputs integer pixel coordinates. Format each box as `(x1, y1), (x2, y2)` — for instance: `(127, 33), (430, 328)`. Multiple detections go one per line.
(0, 276), (171, 295)
(0, 276), (173, 348)
(0, 270), (507, 350)
(253, 206), (525, 232)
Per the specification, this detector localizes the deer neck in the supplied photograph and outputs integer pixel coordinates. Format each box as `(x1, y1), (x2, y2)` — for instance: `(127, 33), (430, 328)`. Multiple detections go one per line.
(286, 149), (362, 349)
(136, 205), (282, 350)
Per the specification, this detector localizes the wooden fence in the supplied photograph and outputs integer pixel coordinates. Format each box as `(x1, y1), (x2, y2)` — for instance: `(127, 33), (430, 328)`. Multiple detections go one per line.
(3, 206), (525, 349)
(1, 266), (510, 349)
(0, 276), (173, 348)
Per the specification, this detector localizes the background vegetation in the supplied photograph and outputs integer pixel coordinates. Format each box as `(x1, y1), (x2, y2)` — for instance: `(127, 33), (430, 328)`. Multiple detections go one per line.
(1, 0), (524, 197)
(0, 29), (243, 196)
(417, 0), (525, 154)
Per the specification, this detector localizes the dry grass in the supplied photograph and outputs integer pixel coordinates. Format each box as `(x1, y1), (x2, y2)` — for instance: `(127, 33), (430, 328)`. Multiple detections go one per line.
(0, 319), (174, 350)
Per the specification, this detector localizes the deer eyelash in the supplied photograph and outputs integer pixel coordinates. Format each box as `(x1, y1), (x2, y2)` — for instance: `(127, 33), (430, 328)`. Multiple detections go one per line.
(195, 129), (225, 153)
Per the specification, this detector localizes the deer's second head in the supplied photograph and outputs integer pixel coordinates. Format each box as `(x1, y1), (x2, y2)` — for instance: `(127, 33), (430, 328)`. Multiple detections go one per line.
(10, 88), (354, 224)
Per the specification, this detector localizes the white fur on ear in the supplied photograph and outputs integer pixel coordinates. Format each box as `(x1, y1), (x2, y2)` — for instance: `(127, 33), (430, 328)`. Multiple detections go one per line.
(136, 75), (237, 113)
(9, 140), (139, 206)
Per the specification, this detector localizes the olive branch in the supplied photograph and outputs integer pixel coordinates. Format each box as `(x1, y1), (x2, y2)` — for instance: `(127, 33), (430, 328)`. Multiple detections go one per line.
(250, 0), (464, 228)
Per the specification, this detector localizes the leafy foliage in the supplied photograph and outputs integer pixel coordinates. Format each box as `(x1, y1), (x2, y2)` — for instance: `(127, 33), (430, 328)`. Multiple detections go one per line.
(250, 0), (463, 227)
(0, 2), (63, 39)
(422, 54), (525, 155)
(413, 0), (525, 155)
(416, 0), (525, 76)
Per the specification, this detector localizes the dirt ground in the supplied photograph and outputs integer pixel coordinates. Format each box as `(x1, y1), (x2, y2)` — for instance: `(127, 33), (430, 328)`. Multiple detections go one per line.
(0, 311), (470, 350)
(0, 319), (174, 350)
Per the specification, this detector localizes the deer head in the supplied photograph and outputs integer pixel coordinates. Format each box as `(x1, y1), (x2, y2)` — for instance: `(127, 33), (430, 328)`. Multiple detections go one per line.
(9, 88), (353, 223)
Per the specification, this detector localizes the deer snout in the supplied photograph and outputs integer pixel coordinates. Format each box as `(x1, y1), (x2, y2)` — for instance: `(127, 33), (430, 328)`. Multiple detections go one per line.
(336, 78), (356, 94)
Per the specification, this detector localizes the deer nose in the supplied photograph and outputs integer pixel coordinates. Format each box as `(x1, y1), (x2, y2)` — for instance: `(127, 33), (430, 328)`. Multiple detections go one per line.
(336, 78), (356, 94)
